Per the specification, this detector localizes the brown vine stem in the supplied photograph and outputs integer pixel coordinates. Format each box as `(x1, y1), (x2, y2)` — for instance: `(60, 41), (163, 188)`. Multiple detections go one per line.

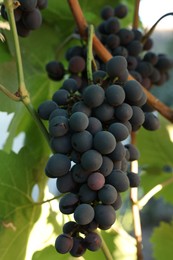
(67, 0), (173, 123)
(130, 132), (143, 260)
(138, 175), (173, 210)
(133, 0), (140, 29)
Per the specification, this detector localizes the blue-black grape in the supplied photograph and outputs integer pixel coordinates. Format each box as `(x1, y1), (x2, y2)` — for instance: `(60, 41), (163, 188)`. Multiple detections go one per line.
(84, 232), (102, 251)
(108, 122), (129, 141)
(52, 89), (70, 106)
(81, 149), (103, 172)
(83, 84), (105, 108)
(74, 204), (95, 225)
(98, 184), (118, 204)
(93, 131), (116, 154)
(106, 169), (130, 192)
(50, 134), (72, 154)
(69, 112), (89, 132)
(125, 144), (140, 161)
(71, 130), (93, 153)
(59, 193), (79, 214)
(100, 5), (114, 20)
(108, 142), (126, 162)
(92, 102), (114, 122)
(79, 184), (97, 203)
(94, 204), (116, 228)
(143, 112), (160, 131)
(38, 100), (58, 120)
(127, 171), (140, 187)
(70, 236), (86, 257)
(114, 3), (128, 18)
(106, 56), (127, 79)
(105, 84), (125, 106)
(114, 103), (133, 122)
(71, 164), (91, 184)
(49, 116), (69, 137)
(68, 56), (86, 74)
(87, 172), (105, 191)
(86, 117), (103, 135)
(72, 101), (91, 116)
(55, 234), (73, 254)
(22, 8), (42, 30)
(99, 156), (114, 177)
(45, 153), (71, 178)
(46, 61), (65, 81)
(56, 171), (78, 193)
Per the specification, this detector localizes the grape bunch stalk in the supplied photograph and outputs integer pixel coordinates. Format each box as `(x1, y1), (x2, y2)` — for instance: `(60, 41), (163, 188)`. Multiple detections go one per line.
(38, 46), (160, 255)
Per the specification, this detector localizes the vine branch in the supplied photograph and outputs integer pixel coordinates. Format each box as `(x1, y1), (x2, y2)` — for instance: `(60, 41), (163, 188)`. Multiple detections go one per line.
(67, 0), (173, 123)
(133, 0), (140, 29)
(87, 24), (94, 84)
(0, 84), (20, 101)
(138, 175), (173, 209)
(100, 232), (114, 260)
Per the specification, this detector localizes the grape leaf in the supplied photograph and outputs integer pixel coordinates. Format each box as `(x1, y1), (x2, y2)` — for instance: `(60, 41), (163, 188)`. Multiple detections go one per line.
(0, 147), (48, 260)
(150, 221), (173, 259)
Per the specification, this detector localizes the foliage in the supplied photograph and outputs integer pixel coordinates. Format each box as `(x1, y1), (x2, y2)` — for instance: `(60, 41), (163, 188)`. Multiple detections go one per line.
(0, 0), (173, 260)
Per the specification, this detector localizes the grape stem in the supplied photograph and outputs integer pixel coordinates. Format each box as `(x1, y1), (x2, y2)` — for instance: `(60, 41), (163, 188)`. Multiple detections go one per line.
(87, 24), (94, 84)
(99, 232), (114, 260)
(2, 0), (51, 147)
(133, 0), (140, 29)
(0, 83), (20, 101)
(67, 0), (173, 124)
(138, 175), (173, 209)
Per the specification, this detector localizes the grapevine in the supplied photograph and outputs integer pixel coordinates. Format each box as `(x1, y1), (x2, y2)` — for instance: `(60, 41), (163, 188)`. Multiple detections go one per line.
(0, 0), (173, 260)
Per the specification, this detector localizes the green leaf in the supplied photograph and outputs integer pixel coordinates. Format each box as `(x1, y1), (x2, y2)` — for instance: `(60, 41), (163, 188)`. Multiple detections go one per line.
(0, 147), (48, 260)
(150, 221), (173, 259)
(137, 116), (173, 204)
(32, 246), (70, 260)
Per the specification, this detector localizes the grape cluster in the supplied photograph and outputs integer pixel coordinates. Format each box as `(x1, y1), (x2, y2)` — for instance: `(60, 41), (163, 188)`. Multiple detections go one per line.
(97, 4), (173, 90)
(38, 54), (159, 256)
(0, 0), (47, 37)
(45, 3), (173, 94)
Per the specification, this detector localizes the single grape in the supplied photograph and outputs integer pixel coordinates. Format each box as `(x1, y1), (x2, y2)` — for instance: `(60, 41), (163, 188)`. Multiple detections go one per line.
(99, 156), (114, 177)
(69, 112), (89, 132)
(87, 172), (105, 191)
(98, 184), (118, 204)
(125, 144), (140, 161)
(143, 112), (160, 131)
(106, 56), (127, 79)
(104, 17), (120, 34)
(92, 102), (114, 122)
(79, 184), (97, 203)
(50, 134), (72, 154)
(37, 100), (58, 120)
(71, 130), (93, 153)
(86, 117), (103, 135)
(59, 193), (79, 214)
(71, 164), (91, 184)
(105, 84), (125, 106)
(127, 172), (140, 187)
(52, 89), (70, 106)
(100, 5), (114, 20)
(68, 56), (86, 74)
(114, 3), (128, 18)
(55, 234), (73, 254)
(108, 122), (129, 141)
(56, 171), (78, 193)
(70, 237), (86, 257)
(106, 169), (130, 192)
(46, 61), (65, 81)
(45, 153), (71, 178)
(94, 204), (116, 228)
(114, 103), (133, 122)
(22, 8), (42, 30)
(49, 116), (69, 137)
(93, 131), (116, 154)
(108, 142), (126, 162)
(81, 150), (103, 172)
(62, 78), (78, 93)
(83, 84), (105, 108)
(74, 204), (95, 225)
(84, 232), (102, 251)
(63, 221), (78, 235)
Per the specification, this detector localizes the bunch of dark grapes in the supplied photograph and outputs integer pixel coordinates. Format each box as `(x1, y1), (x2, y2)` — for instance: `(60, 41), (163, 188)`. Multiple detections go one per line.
(45, 2), (173, 97)
(38, 54), (160, 257)
(0, 0), (47, 37)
